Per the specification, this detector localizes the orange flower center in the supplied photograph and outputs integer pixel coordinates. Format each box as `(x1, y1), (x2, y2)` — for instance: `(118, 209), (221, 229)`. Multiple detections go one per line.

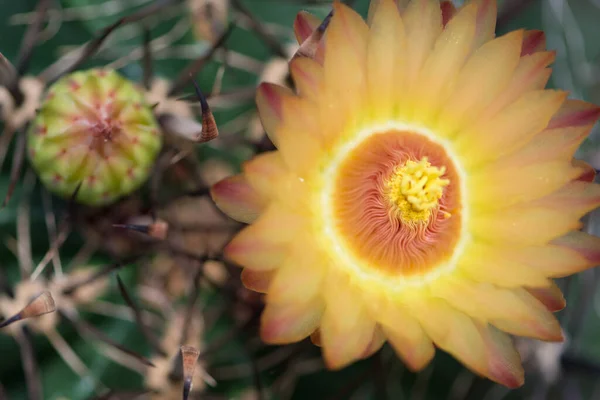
(330, 130), (463, 278)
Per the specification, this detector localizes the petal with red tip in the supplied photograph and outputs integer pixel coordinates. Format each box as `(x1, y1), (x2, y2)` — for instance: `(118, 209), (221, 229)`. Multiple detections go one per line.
(572, 159), (597, 183)
(468, 0), (498, 49)
(367, 0), (407, 118)
(240, 269), (275, 293)
(255, 83), (293, 146)
(210, 174), (265, 224)
(378, 303), (435, 371)
(242, 151), (288, 200)
(289, 57), (323, 101)
(521, 30), (546, 56)
(526, 282), (566, 312)
(322, 2), (369, 131)
(260, 298), (324, 344)
(440, 1), (457, 26)
(413, 297), (524, 388)
(320, 272), (376, 370)
(224, 205), (304, 271)
(294, 11), (321, 44)
(551, 230), (600, 265)
(547, 99), (600, 130)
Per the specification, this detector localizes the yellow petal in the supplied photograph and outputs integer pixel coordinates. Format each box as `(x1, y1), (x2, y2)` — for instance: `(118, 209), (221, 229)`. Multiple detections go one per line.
(465, 0), (497, 49)
(486, 242), (591, 278)
(322, 2), (368, 134)
(320, 271), (376, 369)
(469, 160), (582, 210)
(260, 297), (324, 344)
(411, 2), (477, 123)
(402, 0), (442, 103)
(412, 297), (524, 388)
(289, 56), (323, 101)
(366, 0), (407, 120)
(457, 90), (567, 167)
(479, 51), (556, 122)
(436, 30), (522, 137)
(255, 83), (294, 146)
(551, 230), (600, 266)
(277, 97), (324, 174)
(432, 279), (562, 342)
(242, 151), (288, 201)
(240, 269), (275, 293)
(224, 204), (304, 271)
(376, 301), (435, 371)
(266, 239), (326, 305)
(521, 30), (546, 55)
(526, 282), (566, 312)
(293, 11), (321, 44)
(548, 99), (600, 129)
(210, 174), (265, 224)
(470, 205), (582, 246)
(457, 241), (549, 287)
(530, 181), (600, 217)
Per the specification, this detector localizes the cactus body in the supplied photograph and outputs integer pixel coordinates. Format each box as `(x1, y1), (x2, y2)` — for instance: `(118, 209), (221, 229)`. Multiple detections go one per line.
(28, 69), (162, 206)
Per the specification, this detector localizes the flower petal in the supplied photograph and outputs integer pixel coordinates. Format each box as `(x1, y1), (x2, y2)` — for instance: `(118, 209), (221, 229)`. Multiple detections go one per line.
(521, 30), (546, 56)
(551, 230), (600, 265)
(266, 240), (326, 305)
(376, 301), (435, 371)
(240, 269), (275, 293)
(458, 90), (567, 167)
(211, 174), (265, 224)
(322, 2), (369, 133)
(224, 204), (304, 271)
(440, 1), (457, 26)
(260, 297), (324, 344)
(367, 0), (407, 119)
(526, 282), (566, 312)
(457, 241), (549, 287)
(413, 297), (524, 388)
(289, 56), (323, 101)
(573, 159), (597, 183)
(529, 181), (600, 217)
(411, 2), (477, 123)
(467, 0), (497, 49)
(432, 279), (563, 342)
(320, 271), (376, 369)
(242, 151), (288, 201)
(480, 51), (555, 121)
(469, 160), (582, 210)
(471, 205), (583, 246)
(402, 0), (443, 97)
(436, 30), (522, 136)
(255, 82), (294, 146)
(547, 99), (600, 130)
(294, 11), (321, 44)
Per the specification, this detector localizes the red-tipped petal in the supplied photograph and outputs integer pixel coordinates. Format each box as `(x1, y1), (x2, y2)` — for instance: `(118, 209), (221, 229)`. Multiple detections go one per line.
(521, 30), (546, 56)
(240, 269), (275, 293)
(289, 56), (323, 100)
(552, 230), (600, 265)
(440, 1), (457, 26)
(210, 174), (265, 224)
(255, 82), (294, 146)
(573, 159), (597, 183)
(470, 0), (497, 49)
(294, 11), (321, 44)
(526, 282), (566, 312)
(547, 99), (600, 130)
(260, 298), (323, 344)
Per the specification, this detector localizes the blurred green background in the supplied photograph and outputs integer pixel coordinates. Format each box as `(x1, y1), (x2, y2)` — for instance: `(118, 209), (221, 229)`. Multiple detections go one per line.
(1, 0), (600, 399)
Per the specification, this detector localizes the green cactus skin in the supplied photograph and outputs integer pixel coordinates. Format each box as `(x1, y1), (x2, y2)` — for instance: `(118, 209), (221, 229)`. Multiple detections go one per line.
(27, 69), (162, 206)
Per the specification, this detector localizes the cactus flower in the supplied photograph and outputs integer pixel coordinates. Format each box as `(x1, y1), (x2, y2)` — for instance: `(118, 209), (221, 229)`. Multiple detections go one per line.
(28, 68), (162, 206)
(211, 0), (600, 388)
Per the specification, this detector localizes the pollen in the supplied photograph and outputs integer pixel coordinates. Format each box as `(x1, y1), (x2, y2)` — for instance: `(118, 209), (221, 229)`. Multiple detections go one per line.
(385, 157), (450, 223)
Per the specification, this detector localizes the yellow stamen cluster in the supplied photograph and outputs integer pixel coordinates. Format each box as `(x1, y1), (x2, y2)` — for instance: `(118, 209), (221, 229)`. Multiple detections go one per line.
(385, 157), (450, 223)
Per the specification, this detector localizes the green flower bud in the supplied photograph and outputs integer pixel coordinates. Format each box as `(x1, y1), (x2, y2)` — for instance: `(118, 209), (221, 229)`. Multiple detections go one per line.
(27, 68), (162, 206)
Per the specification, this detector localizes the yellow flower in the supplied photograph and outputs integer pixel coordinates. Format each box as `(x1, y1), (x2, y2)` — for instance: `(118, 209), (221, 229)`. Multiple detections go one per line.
(211, 0), (600, 388)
